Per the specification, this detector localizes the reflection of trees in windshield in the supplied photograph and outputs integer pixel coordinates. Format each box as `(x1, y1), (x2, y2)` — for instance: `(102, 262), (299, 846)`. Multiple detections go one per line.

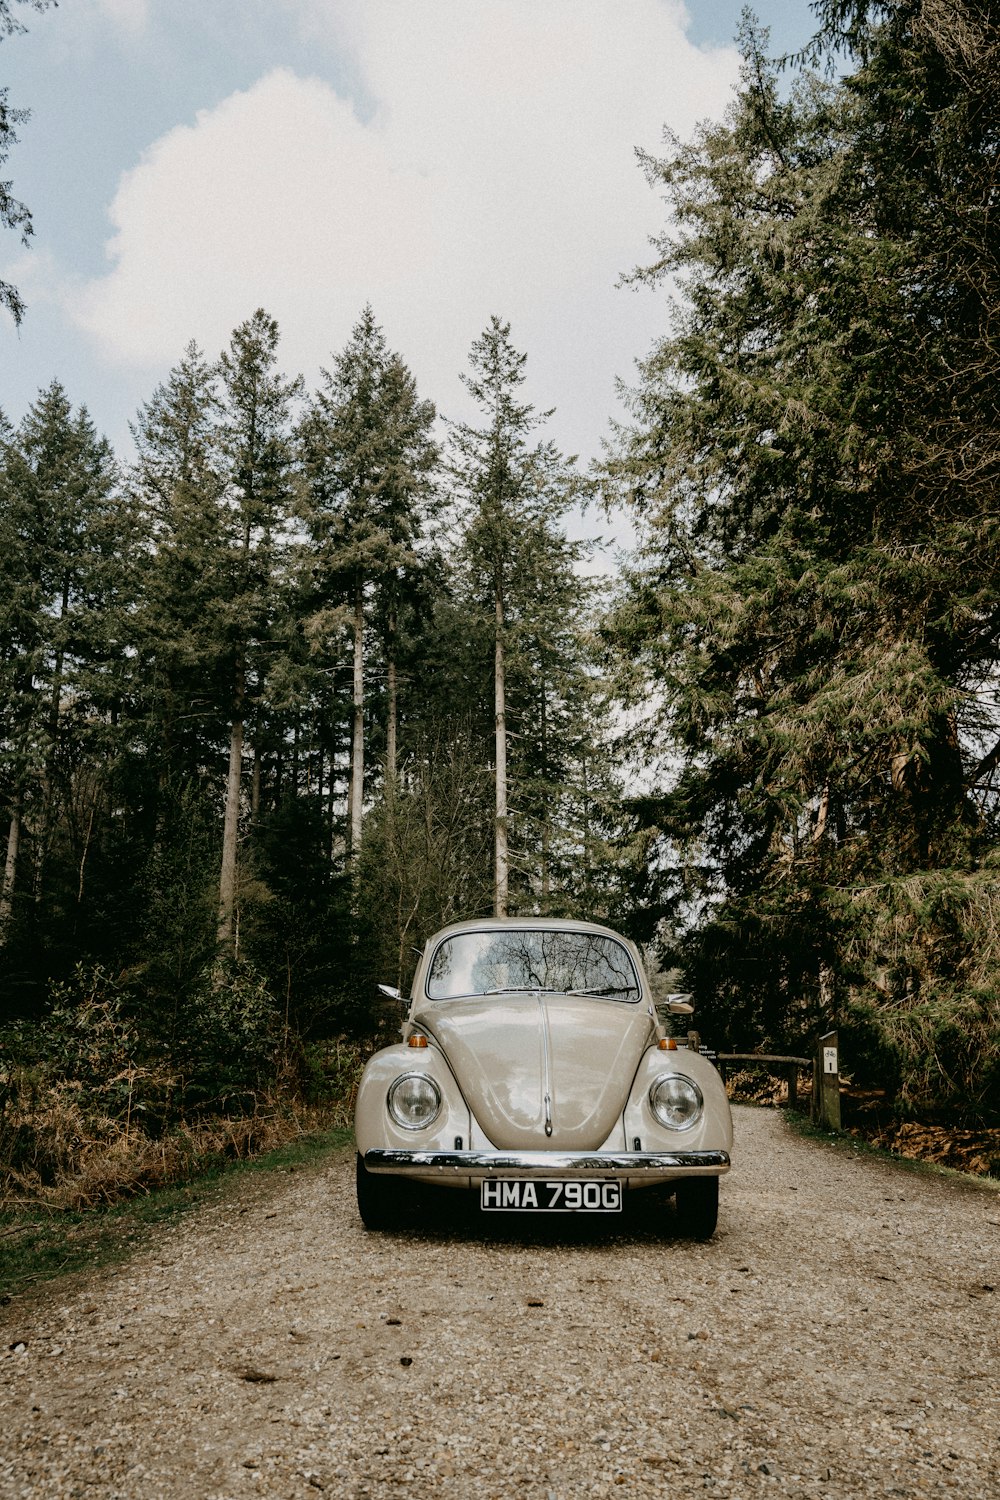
(427, 930), (639, 1000)
(429, 941), (454, 987)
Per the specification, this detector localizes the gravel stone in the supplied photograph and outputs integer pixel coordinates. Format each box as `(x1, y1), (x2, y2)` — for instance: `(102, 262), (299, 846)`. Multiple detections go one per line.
(1, 1107), (998, 1499)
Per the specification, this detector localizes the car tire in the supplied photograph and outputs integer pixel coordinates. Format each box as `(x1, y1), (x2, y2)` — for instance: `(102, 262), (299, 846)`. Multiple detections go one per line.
(674, 1175), (719, 1240)
(356, 1152), (411, 1231)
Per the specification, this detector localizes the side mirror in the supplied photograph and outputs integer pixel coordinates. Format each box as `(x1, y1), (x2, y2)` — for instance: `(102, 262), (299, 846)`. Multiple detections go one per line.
(377, 984), (403, 1003)
(666, 992), (695, 1016)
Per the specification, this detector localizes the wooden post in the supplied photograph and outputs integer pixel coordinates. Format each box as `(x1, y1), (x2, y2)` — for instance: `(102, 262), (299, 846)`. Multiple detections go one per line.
(784, 1061), (798, 1111)
(815, 1030), (841, 1130)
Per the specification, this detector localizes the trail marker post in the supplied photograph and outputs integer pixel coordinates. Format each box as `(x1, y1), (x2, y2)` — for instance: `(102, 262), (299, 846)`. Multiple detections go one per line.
(815, 1029), (841, 1130)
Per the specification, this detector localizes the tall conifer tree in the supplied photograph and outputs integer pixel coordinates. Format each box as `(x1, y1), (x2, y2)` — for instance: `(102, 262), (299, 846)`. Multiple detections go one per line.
(0, 383), (130, 950)
(607, 6), (1000, 1112)
(131, 341), (229, 785)
(215, 311), (301, 950)
(297, 307), (437, 860)
(449, 317), (583, 916)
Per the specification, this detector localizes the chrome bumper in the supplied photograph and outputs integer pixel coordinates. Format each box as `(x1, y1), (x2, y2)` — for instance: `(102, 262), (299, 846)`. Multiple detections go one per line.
(364, 1148), (730, 1180)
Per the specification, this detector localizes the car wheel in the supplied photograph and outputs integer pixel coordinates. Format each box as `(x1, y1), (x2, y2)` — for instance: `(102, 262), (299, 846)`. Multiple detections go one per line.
(674, 1175), (719, 1240)
(356, 1152), (411, 1231)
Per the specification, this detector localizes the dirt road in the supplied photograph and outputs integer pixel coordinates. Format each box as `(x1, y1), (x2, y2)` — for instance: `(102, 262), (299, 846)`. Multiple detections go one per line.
(1, 1107), (997, 1499)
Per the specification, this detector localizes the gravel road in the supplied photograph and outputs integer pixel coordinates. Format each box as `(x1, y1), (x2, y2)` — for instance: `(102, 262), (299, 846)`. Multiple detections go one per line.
(1, 1107), (998, 1500)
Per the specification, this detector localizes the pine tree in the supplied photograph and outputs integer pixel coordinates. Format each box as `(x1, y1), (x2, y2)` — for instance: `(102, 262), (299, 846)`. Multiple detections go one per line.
(131, 340), (230, 785)
(0, 383), (133, 963)
(297, 306), (437, 861)
(606, 9), (1000, 1111)
(0, 0), (56, 324)
(215, 311), (301, 950)
(448, 317), (586, 916)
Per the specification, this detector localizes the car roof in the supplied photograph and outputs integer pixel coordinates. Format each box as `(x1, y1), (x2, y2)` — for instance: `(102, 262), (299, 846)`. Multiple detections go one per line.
(427, 916), (631, 940)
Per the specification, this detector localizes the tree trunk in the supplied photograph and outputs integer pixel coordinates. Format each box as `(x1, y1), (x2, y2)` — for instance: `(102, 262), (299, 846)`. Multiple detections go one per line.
(49, 575), (70, 742)
(386, 604), (398, 784)
(494, 579), (509, 917)
(218, 659), (245, 951)
(818, 960), (836, 1020)
(0, 800), (22, 942)
(77, 797), (97, 906)
(539, 666), (549, 909)
(581, 747), (590, 897)
(348, 582), (365, 859)
(34, 574), (70, 905)
(252, 745), (261, 823)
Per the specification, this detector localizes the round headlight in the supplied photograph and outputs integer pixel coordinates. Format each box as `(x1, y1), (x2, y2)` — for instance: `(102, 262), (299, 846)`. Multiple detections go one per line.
(649, 1073), (703, 1131)
(387, 1072), (442, 1131)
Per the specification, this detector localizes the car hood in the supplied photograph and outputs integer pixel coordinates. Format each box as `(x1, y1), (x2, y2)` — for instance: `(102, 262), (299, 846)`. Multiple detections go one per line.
(413, 993), (653, 1150)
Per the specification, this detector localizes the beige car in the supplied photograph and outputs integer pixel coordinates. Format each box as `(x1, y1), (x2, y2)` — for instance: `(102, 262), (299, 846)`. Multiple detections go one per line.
(355, 917), (733, 1237)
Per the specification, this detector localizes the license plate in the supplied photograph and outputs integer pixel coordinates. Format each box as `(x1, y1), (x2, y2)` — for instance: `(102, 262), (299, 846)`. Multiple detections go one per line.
(480, 1179), (622, 1213)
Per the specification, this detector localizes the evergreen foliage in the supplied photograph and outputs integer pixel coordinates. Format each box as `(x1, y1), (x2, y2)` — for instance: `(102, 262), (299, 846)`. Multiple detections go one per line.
(296, 306), (438, 862)
(1, 304), (624, 1158)
(0, 0), (57, 324)
(3, 0), (998, 1147)
(447, 316), (612, 917)
(606, 3), (1000, 1118)
(0, 383), (139, 986)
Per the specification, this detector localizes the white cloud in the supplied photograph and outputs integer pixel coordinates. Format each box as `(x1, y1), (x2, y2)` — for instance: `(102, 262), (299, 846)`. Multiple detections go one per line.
(69, 0), (739, 458)
(74, 68), (431, 361)
(2, 246), (64, 308)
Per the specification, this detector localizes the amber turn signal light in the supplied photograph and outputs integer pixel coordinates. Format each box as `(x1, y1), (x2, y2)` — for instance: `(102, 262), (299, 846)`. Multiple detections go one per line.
(407, 1033), (429, 1048)
(657, 1037), (678, 1051)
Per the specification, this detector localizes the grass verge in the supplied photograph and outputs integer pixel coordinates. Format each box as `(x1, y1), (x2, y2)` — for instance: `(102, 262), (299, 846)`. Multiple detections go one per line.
(0, 1124), (353, 1306)
(782, 1108), (1000, 1195)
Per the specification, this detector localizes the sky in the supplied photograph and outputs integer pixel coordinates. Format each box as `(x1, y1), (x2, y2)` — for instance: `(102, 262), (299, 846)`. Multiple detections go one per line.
(1, 0), (820, 476)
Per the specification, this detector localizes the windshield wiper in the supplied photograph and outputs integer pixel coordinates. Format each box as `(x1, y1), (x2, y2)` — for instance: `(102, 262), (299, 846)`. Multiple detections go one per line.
(565, 985), (640, 997)
(478, 984), (639, 998)
(482, 986), (560, 995)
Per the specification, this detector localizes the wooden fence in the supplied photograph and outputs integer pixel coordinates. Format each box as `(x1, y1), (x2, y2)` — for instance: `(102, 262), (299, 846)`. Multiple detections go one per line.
(715, 1030), (841, 1129)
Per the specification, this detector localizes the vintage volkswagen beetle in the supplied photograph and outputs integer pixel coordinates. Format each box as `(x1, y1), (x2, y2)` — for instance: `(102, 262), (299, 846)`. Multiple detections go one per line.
(355, 917), (732, 1237)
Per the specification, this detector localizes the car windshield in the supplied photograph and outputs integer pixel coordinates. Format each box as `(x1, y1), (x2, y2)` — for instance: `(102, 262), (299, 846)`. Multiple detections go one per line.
(426, 928), (641, 1001)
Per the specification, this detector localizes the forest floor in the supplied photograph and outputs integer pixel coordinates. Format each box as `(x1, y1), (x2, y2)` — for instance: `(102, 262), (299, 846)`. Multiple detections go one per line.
(839, 1092), (1000, 1180)
(0, 1105), (997, 1499)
